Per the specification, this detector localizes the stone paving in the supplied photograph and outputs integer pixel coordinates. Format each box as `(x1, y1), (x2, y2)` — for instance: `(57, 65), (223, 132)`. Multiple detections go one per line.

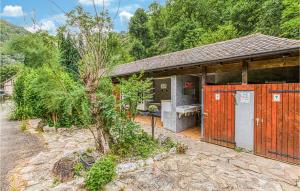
(15, 120), (95, 191)
(11, 121), (300, 191)
(105, 124), (300, 191)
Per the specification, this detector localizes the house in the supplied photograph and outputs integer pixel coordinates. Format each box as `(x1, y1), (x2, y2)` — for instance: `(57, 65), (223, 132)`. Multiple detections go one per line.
(111, 33), (300, 164)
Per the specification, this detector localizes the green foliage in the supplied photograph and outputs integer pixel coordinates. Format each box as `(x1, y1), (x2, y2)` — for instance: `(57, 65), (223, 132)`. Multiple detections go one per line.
(129, 8), (153, 59)
(6, 32), (59, 68)
(119, 72), (152, 120)
(12, 66), (91, 128)
(0, 20), (28, 66)
(123, 0), (299, 62)
(74, 162), (84, 176)
(51, 177), (61, 188)
(107, 32), (133, 65)
(0, 20), (28, 45)
(256, 0), (283, 36)
(111, 121), (158, 158)
(85, 155), (117, 191)
(57, 29), (81, 80)
(0, 63), (20, 84)
(234, 147), (243, 153)
(280, 0), (300, 39)
(148, 105), (158, 113)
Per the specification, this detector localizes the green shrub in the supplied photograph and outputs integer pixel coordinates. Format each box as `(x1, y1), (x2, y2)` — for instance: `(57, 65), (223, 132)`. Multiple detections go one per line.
(74, 162), (84, 176)
(11, 66), (91, 128)
(85, 155), (117, 191)
(111, 120), (158, 158)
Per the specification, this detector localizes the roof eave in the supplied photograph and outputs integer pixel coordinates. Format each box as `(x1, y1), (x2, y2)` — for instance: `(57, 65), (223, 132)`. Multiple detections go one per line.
(111, 47), (300, 78)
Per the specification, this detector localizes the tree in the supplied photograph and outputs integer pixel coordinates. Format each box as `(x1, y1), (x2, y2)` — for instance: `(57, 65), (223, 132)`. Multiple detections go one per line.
(65, 6), (114, 153)
(168, 20), (199, 51)
(6, 32), (59, 68)
(256, 0), (283, 36)
(229, 0), (262, 35)
(0, 63), (20, 84)
(148, 2), (169, 41)
(129, 8), (153, 59)
(107, 32), (133, 65)
(280, 0), (300, 39)
(119, 73), (152, 121)
(57, 28), (81, 80)
(129, 39), (147, 60)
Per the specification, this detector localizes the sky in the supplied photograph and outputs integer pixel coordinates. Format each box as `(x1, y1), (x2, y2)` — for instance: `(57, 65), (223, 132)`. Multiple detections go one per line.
(0, 0), (165, 34)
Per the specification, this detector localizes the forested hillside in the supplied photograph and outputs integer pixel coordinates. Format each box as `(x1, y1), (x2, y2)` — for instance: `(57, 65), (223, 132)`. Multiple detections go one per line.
(0, 20), (28, 83)
(117, 0), (299, 63)
(0, 19), (28, 45)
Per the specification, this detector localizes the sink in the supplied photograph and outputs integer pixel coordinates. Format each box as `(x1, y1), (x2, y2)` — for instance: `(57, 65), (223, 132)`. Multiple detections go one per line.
(176, 105), (199, 113)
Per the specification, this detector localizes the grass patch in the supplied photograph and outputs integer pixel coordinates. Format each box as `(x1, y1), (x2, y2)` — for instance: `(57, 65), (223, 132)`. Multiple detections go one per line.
(234, 147), (243, 153)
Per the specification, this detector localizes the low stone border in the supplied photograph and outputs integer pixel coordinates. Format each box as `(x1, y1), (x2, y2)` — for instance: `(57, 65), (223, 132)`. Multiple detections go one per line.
(116, 148), (176, 174)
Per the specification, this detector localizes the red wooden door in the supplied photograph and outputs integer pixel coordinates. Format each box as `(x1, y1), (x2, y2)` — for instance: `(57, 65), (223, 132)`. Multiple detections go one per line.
(254, 83), (300, 164)
(203, 85), (236, 148)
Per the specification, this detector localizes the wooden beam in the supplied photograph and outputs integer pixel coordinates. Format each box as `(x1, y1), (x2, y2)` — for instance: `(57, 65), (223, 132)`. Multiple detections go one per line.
(149, 67), (203, 77)
(248, 56), (299, 70)
(206, 62), (242, 73)
(242, 61), (248, 84)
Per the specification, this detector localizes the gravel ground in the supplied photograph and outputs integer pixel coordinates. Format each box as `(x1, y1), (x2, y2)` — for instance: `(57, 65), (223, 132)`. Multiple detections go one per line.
(0, 102), (43, 191)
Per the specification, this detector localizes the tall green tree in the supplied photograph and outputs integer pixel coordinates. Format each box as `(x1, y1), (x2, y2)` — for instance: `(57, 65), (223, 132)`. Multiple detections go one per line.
(256, 0), (283, 36)
(57, 29), (81, 80)
(129, 8), (153, 59)
(280, 0), (300, 39)
(107, 32), (133, 65)
(229, 0), (262, 35)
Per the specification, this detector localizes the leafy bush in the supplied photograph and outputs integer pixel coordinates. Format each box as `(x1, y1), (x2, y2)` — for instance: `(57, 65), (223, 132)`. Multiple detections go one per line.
(11, 66), (91, 128)
(119, 72), (153, 120)
(0, 63), (20, 84)
(111, 120), (158, 158)
(85, 155), (117, 191)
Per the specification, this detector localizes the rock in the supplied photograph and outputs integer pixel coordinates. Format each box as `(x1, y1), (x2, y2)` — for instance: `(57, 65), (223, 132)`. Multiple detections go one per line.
(51, 184), (74, 191)
(248, 164), (260, 173)
(137, 160), (145, 167)
(169, 147), (176, 154)
(154, 152), (168, 161)
(164, 160), (178, 171)
(52, 157), (76, 182)
(117, 162), (138, 173)
(36, 120), (46, 132)
(145, 158), (154, 166)
(157, 134), (171, 145)
(73, 177), (85, 187)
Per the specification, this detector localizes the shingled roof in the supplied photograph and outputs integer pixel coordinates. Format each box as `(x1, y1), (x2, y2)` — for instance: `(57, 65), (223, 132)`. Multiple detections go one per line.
(111, 33), (300, 77)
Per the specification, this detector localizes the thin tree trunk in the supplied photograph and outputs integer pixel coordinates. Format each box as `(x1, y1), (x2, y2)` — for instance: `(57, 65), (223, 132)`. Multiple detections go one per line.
(96, 123), (110, 154)
(87, 88), (110, 153)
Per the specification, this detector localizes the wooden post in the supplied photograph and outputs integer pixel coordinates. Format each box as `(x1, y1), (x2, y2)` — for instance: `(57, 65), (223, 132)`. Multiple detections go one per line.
(151, 114), (154, 139)
(201, 66), (207, 139)
(242, 61), (248, 84)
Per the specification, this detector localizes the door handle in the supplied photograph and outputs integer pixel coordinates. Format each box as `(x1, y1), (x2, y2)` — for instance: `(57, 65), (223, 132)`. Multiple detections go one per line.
(203, 112), (208, 116)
